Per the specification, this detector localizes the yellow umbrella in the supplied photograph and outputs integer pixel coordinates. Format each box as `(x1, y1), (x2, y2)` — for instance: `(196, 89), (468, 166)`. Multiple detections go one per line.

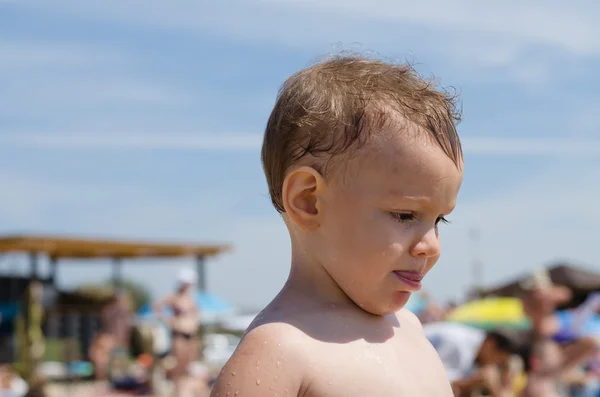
(446, 297), (530, 330)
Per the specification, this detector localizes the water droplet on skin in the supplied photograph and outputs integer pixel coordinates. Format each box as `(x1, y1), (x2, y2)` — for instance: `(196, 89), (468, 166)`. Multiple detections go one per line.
(276, 360), (281, 367)
(235, 392), (239, 396)
(230, 371), (236, 376)
(256, 379), (261, 385)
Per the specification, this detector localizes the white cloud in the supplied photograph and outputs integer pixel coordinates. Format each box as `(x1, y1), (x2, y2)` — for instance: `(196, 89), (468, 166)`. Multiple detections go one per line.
(3, 133), (600, 156)
(0, 133), (262, 151)
(31, 0), (600, 55)
(461, 138), (600, 156)
(269, 1), (600, 53)
(2, 77), (183, 113)
(0, 38), (188, 121)
(19, 0), (600, 90)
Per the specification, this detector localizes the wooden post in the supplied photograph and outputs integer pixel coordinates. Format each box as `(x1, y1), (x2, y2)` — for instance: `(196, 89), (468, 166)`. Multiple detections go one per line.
(30, 252), (39, 281)
(48, 257), (58, 289)
(196, 255), (206, 293)
(112, 258), (122, 288)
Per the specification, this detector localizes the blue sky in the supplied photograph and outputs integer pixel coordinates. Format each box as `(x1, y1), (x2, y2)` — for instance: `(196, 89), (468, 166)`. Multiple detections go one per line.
(1, 0), (600, 309)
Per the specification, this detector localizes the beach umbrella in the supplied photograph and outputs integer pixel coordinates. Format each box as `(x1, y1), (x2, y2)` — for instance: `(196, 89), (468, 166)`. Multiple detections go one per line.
(446, 297), (530, 330)
(554, 310), (600, 342)
(196, 292), (236, 324)
(138, 292), (236, 324)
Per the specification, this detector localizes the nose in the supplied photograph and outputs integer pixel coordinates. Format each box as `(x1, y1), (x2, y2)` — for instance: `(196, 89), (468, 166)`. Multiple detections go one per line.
(409, 227), (440, 258)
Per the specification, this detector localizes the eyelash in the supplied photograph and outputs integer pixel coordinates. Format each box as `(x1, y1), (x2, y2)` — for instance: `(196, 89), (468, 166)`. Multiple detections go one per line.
(389, 212), (450, 225)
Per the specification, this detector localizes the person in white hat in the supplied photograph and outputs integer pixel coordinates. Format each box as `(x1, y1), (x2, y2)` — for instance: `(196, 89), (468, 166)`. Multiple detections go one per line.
(154, 267), (201, 385)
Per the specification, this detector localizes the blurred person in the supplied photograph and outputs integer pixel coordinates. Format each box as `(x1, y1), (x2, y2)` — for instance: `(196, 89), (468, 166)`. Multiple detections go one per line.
(154, 267), (201, 382)
(14, 281), (45, 385)
(519, 270), (599, 397)
(88, 331), (115, 380)
(210, 54), (464, 396)
(562, 361), (597, 397)
(424, 322), (525, 396)
(101, 289), (133, 348)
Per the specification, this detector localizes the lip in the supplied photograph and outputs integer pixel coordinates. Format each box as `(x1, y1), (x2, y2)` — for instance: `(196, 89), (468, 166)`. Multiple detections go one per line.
(392, 271), (425, 291)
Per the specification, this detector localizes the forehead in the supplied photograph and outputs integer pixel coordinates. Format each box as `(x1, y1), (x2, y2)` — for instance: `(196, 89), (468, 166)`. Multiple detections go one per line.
(337, 120), (463, 202)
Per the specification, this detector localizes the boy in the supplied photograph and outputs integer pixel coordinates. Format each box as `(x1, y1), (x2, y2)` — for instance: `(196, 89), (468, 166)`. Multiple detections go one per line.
(211, 54), (464, 396)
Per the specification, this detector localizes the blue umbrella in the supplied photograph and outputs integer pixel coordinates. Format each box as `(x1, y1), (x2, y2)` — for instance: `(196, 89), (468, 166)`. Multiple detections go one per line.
(197, 292), (234, 313)
(197, 292), (236, 323)
(137, 304), (153, 319)
(554, 310), (600, 342)
(137, 293), (236, 324)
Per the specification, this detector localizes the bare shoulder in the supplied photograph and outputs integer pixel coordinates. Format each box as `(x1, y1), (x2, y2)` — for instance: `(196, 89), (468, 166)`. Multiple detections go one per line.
(396, 307), (424, 332)
(210, 321), (310, 397)
(395, 309), (442, 356)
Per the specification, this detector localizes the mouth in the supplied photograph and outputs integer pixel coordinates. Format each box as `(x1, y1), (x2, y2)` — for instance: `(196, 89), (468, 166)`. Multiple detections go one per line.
(392, 271), (424, 291)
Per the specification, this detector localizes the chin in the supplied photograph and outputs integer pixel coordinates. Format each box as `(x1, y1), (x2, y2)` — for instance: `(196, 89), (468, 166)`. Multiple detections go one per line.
(359, 292), (412, 316)
(389, 291), (412, 312)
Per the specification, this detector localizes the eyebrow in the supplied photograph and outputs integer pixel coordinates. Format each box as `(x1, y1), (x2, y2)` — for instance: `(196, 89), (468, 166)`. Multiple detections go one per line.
(385, 194), (435, 208)
(385, 193), (456, 214)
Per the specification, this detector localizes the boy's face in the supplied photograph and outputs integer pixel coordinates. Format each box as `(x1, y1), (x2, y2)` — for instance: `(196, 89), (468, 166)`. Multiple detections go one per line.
(301, 121), (463, 315)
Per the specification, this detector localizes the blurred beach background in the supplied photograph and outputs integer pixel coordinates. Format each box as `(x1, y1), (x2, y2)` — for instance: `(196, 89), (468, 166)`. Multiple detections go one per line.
(1, 1), (600, 396)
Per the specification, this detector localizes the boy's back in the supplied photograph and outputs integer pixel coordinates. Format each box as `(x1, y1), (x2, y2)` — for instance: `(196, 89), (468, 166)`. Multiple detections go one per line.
(210, 54), (464, 396)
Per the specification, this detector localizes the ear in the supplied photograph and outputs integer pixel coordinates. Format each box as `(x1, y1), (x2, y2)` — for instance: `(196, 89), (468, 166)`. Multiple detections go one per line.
(282, 166), (326, 232)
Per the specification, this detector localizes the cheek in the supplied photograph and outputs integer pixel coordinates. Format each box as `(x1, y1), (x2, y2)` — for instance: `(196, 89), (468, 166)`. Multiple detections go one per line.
(331, 214), (403, 262)
(319, 197), (417, 271)
(322, 203), (377, 246)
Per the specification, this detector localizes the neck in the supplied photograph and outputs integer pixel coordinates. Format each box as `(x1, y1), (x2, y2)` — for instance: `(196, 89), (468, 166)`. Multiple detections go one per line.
(281, 243), (359, 311)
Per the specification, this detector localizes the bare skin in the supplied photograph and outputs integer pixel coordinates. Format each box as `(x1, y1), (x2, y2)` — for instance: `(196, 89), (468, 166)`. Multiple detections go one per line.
(211, 117), (464, 397)
(155, 283), (200, 380)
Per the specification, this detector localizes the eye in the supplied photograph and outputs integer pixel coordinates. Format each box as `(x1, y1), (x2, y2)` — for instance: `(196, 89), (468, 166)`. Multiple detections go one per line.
(389, 212), (415, 223)
(436, 216), (450, 225)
